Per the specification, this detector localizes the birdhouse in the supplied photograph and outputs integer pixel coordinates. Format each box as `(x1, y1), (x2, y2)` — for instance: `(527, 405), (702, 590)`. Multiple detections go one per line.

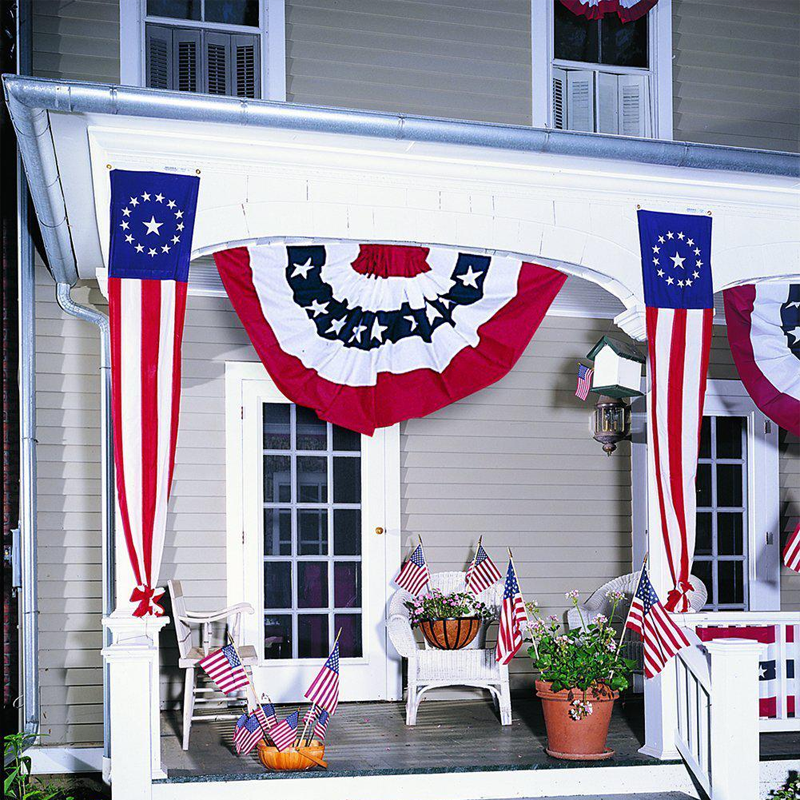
(586, 336), (645, 398)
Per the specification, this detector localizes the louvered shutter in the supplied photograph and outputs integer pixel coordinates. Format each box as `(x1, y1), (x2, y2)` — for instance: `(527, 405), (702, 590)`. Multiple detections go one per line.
(552, 67), (567, 130)
(617, 75), (650, 138)
(566, 70), (595, 133)
(205, 32), (232, 95)
(231, 35), (260, 98)
(146, 25), (173, 90)
(173, 28), (201, 94)
(595, 72), (619, 135)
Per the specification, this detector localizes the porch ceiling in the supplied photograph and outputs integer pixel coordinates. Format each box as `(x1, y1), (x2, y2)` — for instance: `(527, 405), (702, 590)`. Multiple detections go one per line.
(5, 76), (799, 336)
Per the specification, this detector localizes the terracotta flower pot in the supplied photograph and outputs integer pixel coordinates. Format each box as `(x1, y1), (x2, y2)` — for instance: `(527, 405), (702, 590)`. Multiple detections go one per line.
(257, 740), (326, 771)
(419, 618), (481, 650)
(535, 680), (618, 760)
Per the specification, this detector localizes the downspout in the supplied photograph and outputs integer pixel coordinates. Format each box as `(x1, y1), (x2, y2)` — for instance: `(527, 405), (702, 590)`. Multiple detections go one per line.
(54, 284), (114, 775)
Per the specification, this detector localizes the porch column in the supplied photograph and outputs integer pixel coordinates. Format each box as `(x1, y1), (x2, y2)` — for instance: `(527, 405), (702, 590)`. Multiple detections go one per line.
(640, 383), (680, 760)
(102, 615), (169, 797)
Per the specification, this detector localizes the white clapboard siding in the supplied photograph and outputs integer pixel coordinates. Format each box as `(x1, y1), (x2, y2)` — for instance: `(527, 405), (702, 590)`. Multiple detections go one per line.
(285, 0), (532, 124)
(672, 0), (800, 152)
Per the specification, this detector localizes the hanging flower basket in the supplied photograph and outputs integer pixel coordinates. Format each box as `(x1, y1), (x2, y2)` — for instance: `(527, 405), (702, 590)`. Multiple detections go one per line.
(419, 618), (481, 650)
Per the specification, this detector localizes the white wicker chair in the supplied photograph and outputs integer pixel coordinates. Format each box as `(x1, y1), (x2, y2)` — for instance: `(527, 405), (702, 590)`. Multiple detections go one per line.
(566, 571), (708, 675)
(387, 571), (511, 726)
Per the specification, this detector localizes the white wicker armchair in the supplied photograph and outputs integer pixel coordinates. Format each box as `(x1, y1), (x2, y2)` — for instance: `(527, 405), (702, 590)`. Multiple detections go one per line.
(567, 571), (708, 676)
(387, 571), (511, 726)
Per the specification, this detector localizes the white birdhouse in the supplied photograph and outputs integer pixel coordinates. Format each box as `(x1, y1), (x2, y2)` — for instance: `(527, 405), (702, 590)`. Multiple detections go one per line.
(586, 336), (645, 398)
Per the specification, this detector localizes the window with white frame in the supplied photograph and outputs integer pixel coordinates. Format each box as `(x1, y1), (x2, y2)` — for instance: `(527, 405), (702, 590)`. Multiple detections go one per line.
(121, 0), (286, 100)
(532, 1), (672, 139)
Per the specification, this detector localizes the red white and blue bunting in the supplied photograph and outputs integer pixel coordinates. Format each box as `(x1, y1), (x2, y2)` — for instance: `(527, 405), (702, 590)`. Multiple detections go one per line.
(723, 282), (800, 437)
(558, 0), (659, 21)
(214, 243), (566, 434)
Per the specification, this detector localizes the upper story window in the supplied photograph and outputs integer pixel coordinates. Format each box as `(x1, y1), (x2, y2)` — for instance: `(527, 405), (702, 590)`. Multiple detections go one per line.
(122, 0), (286, 100)
(533, 1), (671, 139)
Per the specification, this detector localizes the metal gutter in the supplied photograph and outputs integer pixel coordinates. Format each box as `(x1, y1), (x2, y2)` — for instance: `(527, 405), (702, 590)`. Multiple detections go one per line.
(54, 284), (115, 776)
(2, 75), (798, 289)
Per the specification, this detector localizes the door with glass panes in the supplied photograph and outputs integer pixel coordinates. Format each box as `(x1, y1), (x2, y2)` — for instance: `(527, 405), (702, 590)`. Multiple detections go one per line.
(232, 370), (400, 702)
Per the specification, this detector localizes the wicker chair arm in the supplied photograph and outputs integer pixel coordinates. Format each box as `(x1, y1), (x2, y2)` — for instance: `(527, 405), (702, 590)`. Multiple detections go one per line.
(387, 614), (419, 659)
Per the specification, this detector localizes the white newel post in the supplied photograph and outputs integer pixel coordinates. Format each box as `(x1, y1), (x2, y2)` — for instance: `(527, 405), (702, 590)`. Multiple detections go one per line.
(705, 639), (766, 800)
(102, 615), (169, 799)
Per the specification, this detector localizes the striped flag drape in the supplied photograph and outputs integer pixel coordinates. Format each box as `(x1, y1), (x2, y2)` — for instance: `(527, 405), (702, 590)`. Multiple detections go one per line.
(108, 170), (199, 616)
(638, 210), (713, 613)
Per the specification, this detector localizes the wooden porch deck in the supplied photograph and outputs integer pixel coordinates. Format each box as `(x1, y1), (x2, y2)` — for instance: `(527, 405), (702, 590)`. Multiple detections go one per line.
(158, 697), (799, 782)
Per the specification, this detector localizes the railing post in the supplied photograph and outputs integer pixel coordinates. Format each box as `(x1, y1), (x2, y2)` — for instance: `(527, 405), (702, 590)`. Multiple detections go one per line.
(102, 615), (169, 799)
(705, 638), (766, 800)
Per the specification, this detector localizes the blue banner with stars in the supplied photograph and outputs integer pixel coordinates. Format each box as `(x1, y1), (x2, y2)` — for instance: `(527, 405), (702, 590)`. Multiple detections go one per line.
(638, 210), (713, 310)
(109, 169), (200, 282)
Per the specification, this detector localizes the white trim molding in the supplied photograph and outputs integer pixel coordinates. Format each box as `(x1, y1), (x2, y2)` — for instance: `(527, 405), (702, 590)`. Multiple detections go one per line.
(27, 747), (104, 775)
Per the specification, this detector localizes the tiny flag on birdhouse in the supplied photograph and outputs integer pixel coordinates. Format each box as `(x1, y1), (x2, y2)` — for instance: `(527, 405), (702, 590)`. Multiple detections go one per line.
(586, 336), (645, 399)
(575, 363), (594, 400)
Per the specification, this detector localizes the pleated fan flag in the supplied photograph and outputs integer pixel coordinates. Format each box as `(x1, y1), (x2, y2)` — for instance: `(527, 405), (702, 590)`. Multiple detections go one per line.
(214, 243), (566, 434)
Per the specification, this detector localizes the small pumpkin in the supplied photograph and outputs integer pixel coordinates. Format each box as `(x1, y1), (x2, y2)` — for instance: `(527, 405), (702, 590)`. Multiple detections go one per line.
(257, 740), (326, 771)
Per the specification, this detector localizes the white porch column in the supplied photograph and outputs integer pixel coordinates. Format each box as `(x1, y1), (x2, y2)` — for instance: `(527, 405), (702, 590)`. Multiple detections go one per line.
(705, 638), (766, 800)
(102, 615), (170, 798)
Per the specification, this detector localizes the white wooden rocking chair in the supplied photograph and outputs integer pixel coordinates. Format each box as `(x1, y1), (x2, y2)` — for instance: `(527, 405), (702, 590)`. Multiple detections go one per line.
(167, 580), (258, 749)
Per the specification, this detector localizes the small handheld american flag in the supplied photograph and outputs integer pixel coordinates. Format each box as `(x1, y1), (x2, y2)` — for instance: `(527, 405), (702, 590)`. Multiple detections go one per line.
(233, 712), (263, 756)
(395, 543), (430, 595)
(626, 565), (691, 678)
(575, 363), (594, 400)
(313, 709), (330, 742)
(304, 641), (341, 715)
(270, 710), (300, 752)
(254, 702), (276, 732)
(496, 558), (528, 665)
(198, 644), (249, 695)
(465, 540), (502, 594)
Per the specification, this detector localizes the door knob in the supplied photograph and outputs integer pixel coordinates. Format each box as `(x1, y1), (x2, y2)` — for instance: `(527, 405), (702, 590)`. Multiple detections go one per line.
(375, 527), (384, 536)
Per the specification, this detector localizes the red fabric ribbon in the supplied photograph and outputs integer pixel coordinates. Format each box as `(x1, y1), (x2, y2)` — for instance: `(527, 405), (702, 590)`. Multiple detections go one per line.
(130, 585), (166, 617)
(665, 580), (693, 613)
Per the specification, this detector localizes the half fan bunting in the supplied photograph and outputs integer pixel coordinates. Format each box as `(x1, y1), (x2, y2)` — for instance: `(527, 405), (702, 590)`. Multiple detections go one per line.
(214, 243), (566, 434)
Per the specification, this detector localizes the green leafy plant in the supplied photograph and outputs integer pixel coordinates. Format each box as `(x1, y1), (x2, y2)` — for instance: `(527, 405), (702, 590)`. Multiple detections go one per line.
(525, 589), (636, 715)
(404, 588), (494, 626)
(4, 733), (74, 800)
(768, 775), (799, 799)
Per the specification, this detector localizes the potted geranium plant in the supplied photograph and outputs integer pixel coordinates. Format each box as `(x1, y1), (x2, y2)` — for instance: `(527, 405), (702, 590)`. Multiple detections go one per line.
(525, 589), (636, 761)
(405, 588), (495, 650)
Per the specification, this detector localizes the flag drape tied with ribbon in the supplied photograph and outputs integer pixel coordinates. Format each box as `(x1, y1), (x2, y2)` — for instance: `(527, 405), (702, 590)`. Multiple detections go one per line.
(638, 210), (713, 613)
(108, 169), (199, 616)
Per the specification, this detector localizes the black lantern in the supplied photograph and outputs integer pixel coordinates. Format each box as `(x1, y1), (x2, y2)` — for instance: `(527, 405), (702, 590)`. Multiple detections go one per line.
(592, 395), (631, 456)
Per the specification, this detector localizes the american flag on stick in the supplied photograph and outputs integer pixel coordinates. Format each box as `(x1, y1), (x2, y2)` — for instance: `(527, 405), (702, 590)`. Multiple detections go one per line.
(233, 712), (263, 756)
(270, 710), (300, 752)
(254, 702), (276, 732)
(198, 644), (249, 695)
(313, 709), (330, 742)
(304, 640), (341, 715)
(496, 556), (528, 665)
(575, 363), (594, 401)
(784, 522), (800, 573)
(465, 539), (502, 594)
(395, 543), (430, 595)
(626, 565), (690, 678)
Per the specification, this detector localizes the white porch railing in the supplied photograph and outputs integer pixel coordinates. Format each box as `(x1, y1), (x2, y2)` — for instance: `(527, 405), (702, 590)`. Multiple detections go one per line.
(677, 611), (800, 733)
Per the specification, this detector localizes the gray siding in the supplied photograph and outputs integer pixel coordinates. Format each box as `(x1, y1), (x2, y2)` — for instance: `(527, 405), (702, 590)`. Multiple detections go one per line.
(672, 0), (800, 152)
(31, 0), (120, 83)
(285, 0), (532, 125)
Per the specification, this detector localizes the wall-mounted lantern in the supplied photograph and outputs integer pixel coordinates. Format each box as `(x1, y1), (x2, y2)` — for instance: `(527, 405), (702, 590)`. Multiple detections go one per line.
(585, 337), (645, 455)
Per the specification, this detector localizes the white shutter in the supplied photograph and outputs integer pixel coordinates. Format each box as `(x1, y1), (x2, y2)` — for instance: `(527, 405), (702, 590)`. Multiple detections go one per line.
(173, 28), (201, 94)
(146, 25), (173, 90)
(205, 32), (232, 96)
(618, 75), (651, 138)
(552, 67), (568, 130)
(595, 71), (619, 135)
(232, 34), (260, 99)
(567, 70), (595, 133)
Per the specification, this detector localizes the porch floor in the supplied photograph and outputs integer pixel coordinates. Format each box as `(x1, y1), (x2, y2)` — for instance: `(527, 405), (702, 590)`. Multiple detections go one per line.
(158, 698), (799, 782)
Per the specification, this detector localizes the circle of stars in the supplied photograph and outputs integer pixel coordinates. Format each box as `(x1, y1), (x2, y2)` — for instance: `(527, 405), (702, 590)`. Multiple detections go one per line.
(120, 191), (186, 258)
(650, 229), (704, 290)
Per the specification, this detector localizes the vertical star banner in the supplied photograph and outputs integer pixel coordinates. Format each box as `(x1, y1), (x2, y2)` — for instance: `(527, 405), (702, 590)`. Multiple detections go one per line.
(639, 210), (713, 613)
(108, 169), (199, 615)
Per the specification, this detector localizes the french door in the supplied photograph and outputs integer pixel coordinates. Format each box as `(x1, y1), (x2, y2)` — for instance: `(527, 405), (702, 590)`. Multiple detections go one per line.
(226, 363), (401, 702)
